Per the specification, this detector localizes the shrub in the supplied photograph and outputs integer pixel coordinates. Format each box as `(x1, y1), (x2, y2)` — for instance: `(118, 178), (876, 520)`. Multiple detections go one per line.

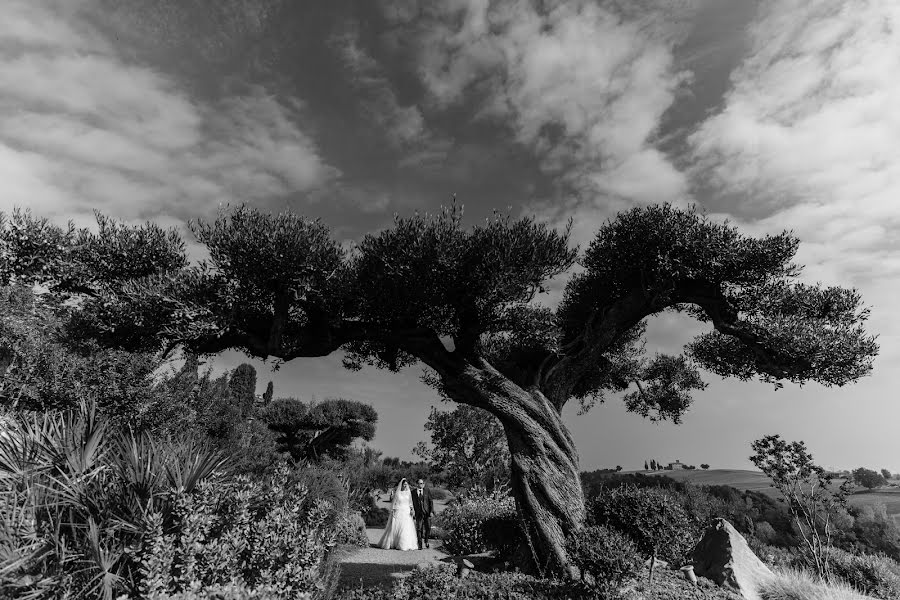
(588, 483), (696, 566)
(336, 563), (586, 600)
(823, 547), (900, 600)
(436, 486), (517, 555)
(0, 403), (343, 599)
(0, 402), (227, 599)
(363, 506), (389, 528)
(291, 465), (349, 515)
(566, 525), (642, 592)
(481, 511), (527, 565)
(135, 464), (337, 599)
(334, 511), (369, 547)
(748, 539), (802, 569)
(429, 486), (452, 501)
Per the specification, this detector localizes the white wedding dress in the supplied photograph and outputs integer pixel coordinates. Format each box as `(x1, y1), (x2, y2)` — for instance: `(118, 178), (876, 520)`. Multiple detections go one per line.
(379, 481), (419, 551)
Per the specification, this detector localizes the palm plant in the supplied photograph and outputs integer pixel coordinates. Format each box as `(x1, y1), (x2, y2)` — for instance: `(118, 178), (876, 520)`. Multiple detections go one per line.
(0, 401), (227, 599)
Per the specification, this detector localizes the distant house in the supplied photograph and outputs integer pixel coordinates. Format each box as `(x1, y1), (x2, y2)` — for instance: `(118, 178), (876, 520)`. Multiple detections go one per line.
(668, 460), (687, 470)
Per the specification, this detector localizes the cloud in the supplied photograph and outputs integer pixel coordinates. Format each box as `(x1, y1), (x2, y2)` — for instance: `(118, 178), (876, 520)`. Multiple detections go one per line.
(0, 0), (335, 224)
(394, 0), (696, 211)
(331, 22), (428, 149)
(689, 0), (900, 336)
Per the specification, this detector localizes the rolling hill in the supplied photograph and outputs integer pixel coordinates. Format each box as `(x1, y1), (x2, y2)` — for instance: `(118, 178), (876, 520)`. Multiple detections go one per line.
(631, 469), (900, 525)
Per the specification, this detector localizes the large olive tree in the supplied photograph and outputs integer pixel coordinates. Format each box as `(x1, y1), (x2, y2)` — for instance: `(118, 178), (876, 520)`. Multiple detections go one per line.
(1, 204), (878, 574)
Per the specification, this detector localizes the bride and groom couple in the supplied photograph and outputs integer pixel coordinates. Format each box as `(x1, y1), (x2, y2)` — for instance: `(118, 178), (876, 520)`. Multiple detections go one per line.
(378, 477), (434, 551)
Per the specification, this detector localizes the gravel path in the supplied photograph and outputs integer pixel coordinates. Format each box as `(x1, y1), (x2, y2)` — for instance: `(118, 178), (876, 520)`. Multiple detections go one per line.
(336, 527), (450, 591)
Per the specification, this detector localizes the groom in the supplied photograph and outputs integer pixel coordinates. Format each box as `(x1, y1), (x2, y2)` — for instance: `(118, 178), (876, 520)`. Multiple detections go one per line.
(411, 478), (434, 549)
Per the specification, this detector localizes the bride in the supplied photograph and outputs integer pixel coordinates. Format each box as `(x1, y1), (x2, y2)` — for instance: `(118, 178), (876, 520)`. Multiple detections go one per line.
(378, 478), (419, 551)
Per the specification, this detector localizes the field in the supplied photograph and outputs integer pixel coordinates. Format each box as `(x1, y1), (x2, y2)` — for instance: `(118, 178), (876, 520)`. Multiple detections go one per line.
(636, 469), (900, 525)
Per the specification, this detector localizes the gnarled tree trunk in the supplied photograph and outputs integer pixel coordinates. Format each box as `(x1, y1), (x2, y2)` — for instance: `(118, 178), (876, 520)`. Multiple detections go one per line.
(443, 360), (585, 576)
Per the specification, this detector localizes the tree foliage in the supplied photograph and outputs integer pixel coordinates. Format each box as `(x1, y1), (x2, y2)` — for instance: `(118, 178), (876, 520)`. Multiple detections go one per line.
(228, 363), (257, 416)
(8, 203), (877, 422)
(853, 467), (887, 490)
(414, 404), (509, 488)
(263, 397), (377, 462)
(0, 284), (186, 431)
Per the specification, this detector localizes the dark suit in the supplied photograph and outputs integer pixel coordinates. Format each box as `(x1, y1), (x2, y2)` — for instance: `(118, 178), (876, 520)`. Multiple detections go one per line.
(411, 486), (434, 548)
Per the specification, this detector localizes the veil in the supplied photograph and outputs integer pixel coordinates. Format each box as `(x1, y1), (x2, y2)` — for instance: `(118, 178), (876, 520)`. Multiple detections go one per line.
(390, 478), (409, 512)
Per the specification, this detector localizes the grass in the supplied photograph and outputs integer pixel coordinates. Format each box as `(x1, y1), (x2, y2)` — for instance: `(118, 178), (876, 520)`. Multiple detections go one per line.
(759, 569), (875, 600)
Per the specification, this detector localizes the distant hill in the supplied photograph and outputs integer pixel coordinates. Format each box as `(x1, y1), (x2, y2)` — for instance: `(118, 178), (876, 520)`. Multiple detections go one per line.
(626, 468), (900, 525)
(628, 469), (779, 498)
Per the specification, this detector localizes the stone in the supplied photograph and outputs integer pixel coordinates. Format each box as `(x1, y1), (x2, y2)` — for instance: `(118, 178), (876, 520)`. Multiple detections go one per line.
(692, 518), (775, 600)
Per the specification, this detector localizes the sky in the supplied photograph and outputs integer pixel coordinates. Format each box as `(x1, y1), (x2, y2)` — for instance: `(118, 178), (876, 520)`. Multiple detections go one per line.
(3, 0), (899, 472)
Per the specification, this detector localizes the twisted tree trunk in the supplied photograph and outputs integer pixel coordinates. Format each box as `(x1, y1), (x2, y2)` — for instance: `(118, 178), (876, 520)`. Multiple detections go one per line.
(443, 360), (585, 576)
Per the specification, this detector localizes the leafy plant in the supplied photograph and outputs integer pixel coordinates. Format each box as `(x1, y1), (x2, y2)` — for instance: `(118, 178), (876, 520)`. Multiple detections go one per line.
(588, 483), (697, 566)
(436, 485), (517, 556)
(821, 547), (900, 600)
(0, 401), (228, 599)
(413, 404), (509, 489)
(566, 525), (642, 592)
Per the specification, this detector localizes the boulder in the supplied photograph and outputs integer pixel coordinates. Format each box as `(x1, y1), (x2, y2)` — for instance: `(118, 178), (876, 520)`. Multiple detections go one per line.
(692, 518), (774, 600)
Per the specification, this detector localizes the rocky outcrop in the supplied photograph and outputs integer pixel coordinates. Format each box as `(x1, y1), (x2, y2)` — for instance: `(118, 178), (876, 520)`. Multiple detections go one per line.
(692, 518), (774, 600)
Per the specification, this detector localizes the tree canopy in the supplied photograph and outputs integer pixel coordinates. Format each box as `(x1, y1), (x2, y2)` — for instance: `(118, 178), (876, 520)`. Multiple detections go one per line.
(414, 403), (509, 488)
(263, 397), (377, 462)
(852, 467), (887, 490)
(2, 203), (877, 426)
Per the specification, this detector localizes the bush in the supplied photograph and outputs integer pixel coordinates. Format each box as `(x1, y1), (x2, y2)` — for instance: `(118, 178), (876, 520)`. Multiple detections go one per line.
(0, 403), (344, 599)
(429, 486), (452, 501)
(588, 483), (697, 566)
(336, 563), (586, 600)
(824, 547), (900, 600)
(436, 486), (517, 555)
(748, 539), (802, 570)
(481, 511), (527, 565)
(134, 464), (337, 599)
(363, 506), (389, 528)
(567, 525), (642, 592)
(0, 402), (228, 599)
(334, 511), (369, 547)
(291, 465), (349, 515)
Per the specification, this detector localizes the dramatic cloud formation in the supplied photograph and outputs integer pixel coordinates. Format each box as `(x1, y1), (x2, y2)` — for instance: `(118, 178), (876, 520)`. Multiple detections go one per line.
(0, 0), (334, 224)
(690, 0), (900, 344)
(390, 0), (696, 215)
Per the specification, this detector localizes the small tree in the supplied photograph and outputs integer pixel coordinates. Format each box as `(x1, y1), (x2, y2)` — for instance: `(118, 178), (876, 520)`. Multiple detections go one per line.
(264, 397), (377, 461)
(228, 363), (257, 417)
(880, 468), (892, 481)
(750, 435), (852, 578)
(262, 381), (274, 405)
(700, 464), (709, 470)
(414, 404), (509, 488)
(853, 467), (887, 490)
(644, 460), (649, 471)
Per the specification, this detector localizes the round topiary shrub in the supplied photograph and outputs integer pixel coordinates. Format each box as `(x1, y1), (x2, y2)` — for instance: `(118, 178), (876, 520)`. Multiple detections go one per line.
(566, 525), (643, 592)
(588, 483), (696, 565)
(437, 486), (516, 555)
(481, 511), (528, 565)
(334, 511), (369, 547)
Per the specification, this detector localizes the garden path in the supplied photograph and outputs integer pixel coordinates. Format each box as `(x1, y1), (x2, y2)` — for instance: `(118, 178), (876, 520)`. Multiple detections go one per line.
(336, 527), (450, 591)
